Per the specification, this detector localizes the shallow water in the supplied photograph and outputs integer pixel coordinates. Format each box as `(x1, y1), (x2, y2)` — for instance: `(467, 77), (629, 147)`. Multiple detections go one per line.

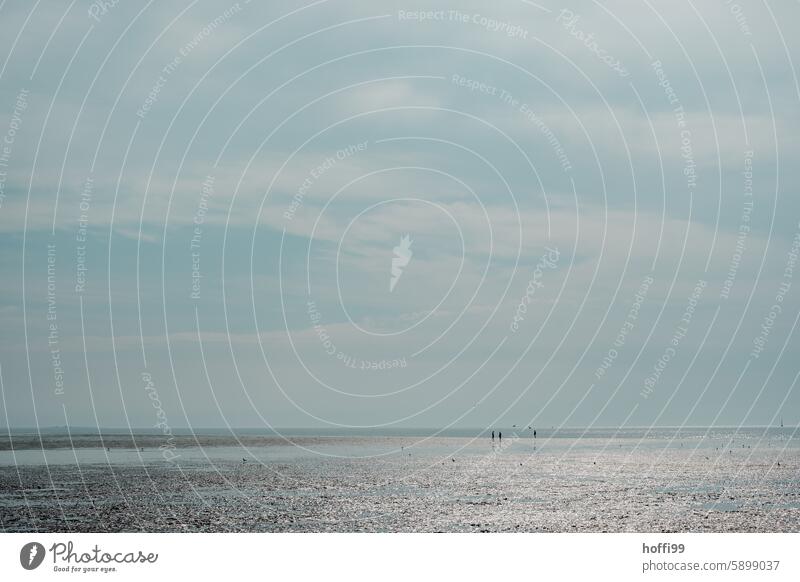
(0, 429), (798, 532)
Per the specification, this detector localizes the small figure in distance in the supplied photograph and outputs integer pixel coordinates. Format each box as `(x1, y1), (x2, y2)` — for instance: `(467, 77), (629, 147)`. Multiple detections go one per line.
(491, 430), (495, 441)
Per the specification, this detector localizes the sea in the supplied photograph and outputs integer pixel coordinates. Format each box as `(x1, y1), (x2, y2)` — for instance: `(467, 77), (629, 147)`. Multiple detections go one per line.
(0, 427), (797, 532)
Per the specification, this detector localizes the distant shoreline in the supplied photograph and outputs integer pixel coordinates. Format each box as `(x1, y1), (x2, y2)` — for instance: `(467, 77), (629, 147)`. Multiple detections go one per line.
(0, 426), (794, 451)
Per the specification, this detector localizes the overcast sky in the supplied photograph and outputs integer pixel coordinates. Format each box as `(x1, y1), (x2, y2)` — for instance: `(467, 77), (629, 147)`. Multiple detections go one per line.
(1, 0), (799, 431)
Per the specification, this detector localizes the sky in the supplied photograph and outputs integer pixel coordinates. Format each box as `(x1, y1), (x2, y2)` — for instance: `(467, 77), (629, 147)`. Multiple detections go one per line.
(0, 0), (799, 432)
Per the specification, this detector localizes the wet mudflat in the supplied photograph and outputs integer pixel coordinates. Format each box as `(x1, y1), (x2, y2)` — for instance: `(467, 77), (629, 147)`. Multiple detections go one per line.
(1, 433), (797, 532)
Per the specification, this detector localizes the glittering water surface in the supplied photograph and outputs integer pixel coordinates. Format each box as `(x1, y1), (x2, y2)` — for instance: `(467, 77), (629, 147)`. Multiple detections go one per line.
(1, 429), (798, 532)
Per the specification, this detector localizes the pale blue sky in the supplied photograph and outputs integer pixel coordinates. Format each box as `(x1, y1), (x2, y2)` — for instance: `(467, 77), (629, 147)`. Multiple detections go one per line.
(0, 0), (799, 430)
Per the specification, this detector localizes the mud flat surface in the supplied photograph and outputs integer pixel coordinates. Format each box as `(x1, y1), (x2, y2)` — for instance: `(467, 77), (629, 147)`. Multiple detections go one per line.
(1, 433), (798, 532)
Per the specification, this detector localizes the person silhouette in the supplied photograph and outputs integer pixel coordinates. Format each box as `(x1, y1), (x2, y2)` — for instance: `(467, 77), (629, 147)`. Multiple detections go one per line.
(491, 430), (495, 441)
(499, 432), (502, 442)
(533, 429), (536, 439)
